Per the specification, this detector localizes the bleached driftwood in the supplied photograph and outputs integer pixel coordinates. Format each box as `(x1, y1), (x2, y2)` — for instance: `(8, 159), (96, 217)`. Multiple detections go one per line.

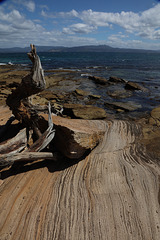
(0, 103), (55, 167)
(0, 128), (27, 155)
(6, 44), (46, 129)
(0, 152), (56, 167)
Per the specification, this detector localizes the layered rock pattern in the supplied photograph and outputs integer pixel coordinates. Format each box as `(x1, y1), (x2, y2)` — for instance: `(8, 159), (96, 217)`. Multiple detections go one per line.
(0, 108), (160, 240)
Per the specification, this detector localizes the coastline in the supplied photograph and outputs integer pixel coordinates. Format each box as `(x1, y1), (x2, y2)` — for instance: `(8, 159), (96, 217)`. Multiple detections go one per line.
(1, 64), (160, 158)
(0, 62), (160, 239)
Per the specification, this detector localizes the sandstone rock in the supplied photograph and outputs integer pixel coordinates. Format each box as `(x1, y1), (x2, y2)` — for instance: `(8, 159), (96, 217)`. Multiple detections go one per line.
(73, 105), (107, 120)
(75, 89), (90, 96)
(63, 103), (107, 119)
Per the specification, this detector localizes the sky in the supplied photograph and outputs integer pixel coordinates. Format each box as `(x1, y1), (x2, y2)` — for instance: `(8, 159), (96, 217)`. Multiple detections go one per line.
(0, 0), (160, 49)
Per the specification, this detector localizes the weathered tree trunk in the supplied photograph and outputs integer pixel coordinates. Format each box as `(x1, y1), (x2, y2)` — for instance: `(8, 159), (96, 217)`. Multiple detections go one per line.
(6, 44), (46, 130)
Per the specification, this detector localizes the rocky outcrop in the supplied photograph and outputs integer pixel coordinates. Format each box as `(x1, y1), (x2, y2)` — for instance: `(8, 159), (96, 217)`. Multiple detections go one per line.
(0, 107), (160, 240)
(125, 81), (147, 91)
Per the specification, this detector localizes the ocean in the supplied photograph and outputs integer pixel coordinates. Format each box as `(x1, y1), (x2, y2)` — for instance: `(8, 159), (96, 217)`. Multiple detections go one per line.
(1, 51), (160, 116)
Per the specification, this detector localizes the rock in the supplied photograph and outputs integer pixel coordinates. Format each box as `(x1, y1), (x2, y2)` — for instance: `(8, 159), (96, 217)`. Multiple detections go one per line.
(40, 114), (106, 159)
(73, 105), (107, 120)
(105, 101), (141, 112)
(109, 76), (127, 84)
(88, 76), (108, 85)
(39, 90), (58, 100)
(63, 103), (107, 119)
(125, 81), (147, 91)
(0, 81), (6, 85)
(0, 89), (12, 96)
(149, 106), (160, 126)
(75, 89), (90, 96)
(107, 89), (133, 99)
(89, 94), (101, 99)
(30, 95), (48, 105)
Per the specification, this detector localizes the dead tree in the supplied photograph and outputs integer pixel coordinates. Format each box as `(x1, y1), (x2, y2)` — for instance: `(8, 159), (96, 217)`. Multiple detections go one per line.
(0, 45), (56, 167)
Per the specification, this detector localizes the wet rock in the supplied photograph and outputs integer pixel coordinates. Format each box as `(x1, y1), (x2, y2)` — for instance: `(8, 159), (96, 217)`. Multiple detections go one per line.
(125, 81), (147, 91)
(63, 103), (107, 119)
(109, 76), (127, 84)
(107, 89), (133, 99)
(105, 101), (141, 112)
(88, 76), (108, 85)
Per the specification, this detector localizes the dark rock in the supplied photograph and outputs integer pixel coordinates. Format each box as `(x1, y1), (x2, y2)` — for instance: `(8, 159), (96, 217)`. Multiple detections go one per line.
(109, 76), (127, 84)
(105, 101), (141, 112)
(125, 81), (147, 91)
(7, 82), (20, 88)
(88, 76), (108, 85)
(0, 81), (6, 85)
(107, 89), (133, 99)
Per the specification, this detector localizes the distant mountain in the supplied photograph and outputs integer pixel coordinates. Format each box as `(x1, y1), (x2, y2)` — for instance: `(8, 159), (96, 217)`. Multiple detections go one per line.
(0, 45), (159, 53)
(0, 46), (65, 53)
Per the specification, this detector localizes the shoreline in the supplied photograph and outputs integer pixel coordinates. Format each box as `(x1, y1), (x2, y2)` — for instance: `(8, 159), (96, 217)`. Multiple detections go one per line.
(1, 64), (160, 158)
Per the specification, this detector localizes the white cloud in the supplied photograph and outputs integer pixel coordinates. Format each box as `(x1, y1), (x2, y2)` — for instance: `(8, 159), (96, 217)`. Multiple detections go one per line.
(58, 4), (160, 40)
(24, 1), (35, 12)
(63, 23), (96, 34)
(1, 3), (160, 49)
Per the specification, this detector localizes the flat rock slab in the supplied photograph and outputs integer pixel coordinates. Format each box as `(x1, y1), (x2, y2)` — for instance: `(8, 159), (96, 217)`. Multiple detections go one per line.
(0, 106), (160, 240)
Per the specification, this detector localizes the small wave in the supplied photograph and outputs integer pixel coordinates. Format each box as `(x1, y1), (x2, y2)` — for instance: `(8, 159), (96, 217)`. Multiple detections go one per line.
(81, 73), (91, 77)
(0, 63), (7, 66)
(8, 61), (14, 65)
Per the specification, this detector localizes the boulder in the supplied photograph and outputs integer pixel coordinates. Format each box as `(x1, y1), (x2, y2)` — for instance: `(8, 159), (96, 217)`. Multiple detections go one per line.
(40, 114), (106, 159)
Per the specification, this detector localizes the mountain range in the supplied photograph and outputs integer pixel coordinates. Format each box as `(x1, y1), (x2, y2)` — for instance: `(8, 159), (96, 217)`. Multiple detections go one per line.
(0, 45), (159, 53)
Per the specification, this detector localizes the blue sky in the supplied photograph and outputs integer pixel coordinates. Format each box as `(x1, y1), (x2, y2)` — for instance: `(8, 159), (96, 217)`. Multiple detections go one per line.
(0, 0), (160, 49)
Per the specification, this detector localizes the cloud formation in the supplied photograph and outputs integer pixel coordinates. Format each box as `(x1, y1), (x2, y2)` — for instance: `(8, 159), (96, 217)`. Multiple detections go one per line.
(1, 2), (160, 49)
(59, 4), (160, 40)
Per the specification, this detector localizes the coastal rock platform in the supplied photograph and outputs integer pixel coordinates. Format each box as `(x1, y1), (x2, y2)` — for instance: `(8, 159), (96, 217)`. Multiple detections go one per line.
(0, 106), (160, 240)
